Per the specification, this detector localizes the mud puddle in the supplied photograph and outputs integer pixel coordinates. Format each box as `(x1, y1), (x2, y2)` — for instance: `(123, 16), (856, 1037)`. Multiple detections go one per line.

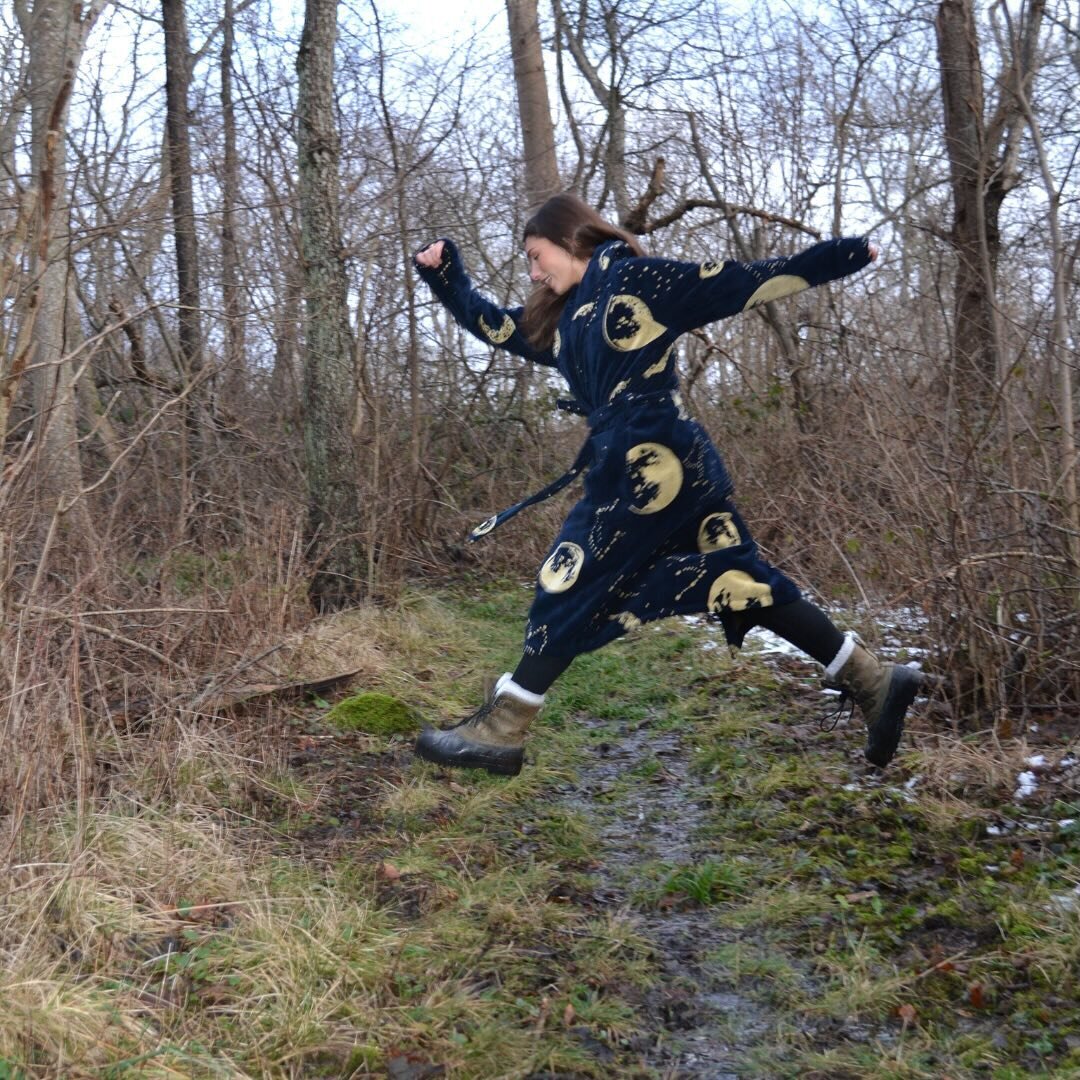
(562, 717), (782, 1079)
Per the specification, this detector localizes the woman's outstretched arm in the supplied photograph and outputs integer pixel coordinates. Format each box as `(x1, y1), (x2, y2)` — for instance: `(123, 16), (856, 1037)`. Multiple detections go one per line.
(414, 239), (556, 366)
(607, 236), (877, 338)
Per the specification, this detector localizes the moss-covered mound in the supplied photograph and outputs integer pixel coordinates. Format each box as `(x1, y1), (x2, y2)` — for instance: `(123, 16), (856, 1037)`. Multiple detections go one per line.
(326, 692), (419, 736)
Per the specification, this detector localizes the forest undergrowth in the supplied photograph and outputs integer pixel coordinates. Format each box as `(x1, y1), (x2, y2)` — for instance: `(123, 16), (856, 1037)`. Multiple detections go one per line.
(1, 580), (1079, 1079)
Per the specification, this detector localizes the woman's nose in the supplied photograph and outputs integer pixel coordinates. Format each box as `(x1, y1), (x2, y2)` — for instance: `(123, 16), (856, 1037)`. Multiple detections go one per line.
(529, 265), (543, 282)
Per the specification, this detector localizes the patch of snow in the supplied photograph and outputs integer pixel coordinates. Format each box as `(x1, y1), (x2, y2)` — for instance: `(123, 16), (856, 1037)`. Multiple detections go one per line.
(986, 825), (1004, 836)
(747, 628), (805, 659)
(1059, 819), (1076, 828)
(1029, 724), (1039, 733)
(1061, 757), (1077, 768)
(1014, 771), (1038, 800)
(701, 641), (720, 652)
(904, 776), (920, 791)
(842, 783), (862, 792)
(1050, 886), (1080, 911)
(1026, 754), (1047, 768)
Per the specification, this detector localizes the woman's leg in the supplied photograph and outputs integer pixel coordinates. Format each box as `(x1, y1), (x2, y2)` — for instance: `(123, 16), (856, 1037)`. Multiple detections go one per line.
(511, 653), (574, 695)
(752, 597), (845, 666)
(753, 598), (922, 768)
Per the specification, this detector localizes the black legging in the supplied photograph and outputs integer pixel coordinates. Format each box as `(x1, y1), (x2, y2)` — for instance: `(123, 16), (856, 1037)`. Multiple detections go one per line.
(511, 597), (845, 696)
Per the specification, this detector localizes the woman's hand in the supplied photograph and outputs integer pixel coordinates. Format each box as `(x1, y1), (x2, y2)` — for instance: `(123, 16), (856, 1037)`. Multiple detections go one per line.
(415, 240), (445, 268)
(868, 241), (879, 261)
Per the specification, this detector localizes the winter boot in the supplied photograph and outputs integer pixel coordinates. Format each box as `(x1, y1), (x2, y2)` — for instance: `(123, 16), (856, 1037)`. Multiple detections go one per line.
(414, 674), (542, 776)
(825, 635), (923, 768)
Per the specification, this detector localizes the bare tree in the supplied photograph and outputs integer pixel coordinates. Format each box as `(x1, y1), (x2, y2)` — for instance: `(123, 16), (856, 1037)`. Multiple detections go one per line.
(551, 0), (631, 218)
(935, 0), (1046, 403)
(219, 0), (244, 395)
(12, 0), (104, 562)
(162, 0), (204, 379)
(505, 0), (560, 209)
(296, 0), (364, 610)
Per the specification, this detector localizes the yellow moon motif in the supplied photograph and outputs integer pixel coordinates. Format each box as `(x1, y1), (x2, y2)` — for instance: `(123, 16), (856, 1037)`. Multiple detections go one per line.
(573, 302), (595, 320)
(644, 343), (675, 378)
(698, 512), (741, 552)
(707, 570), (774, 613)
(478, 312), (515, 343)
(699, 260), (725, 278)
(608, 379), (630, 401)
(603, 294), (668, 352)
(599, 252), (611, 270)
(539, 542), (585, 593)
(743, 275), (809, 310)
(553, 328), (561, 357)
(627, 442), (683, 515)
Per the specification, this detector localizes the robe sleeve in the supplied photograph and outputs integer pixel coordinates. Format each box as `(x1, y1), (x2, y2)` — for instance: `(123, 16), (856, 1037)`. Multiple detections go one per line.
(413, 238), (556, 366)
(609, 236), (873, 337)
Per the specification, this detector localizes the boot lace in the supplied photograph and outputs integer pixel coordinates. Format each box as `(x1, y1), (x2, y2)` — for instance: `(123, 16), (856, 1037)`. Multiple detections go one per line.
(819, 689), (854, 732)
(447, 698), (494, 732)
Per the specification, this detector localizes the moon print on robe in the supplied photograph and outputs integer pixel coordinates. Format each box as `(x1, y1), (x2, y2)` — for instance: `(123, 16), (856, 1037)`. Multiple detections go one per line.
(698, 511), (741, 552)
(643, 343), (675, 379)
(553, 328), (561, 357)
(743, 274), (809, 311)
(539, 541), (585, 593)
(627, 442), (683, 515)
(707, 570), (774, 613)
(478, 312), (515, 343)
(699, 260), (725, 279)
(603, 294), (668, 352)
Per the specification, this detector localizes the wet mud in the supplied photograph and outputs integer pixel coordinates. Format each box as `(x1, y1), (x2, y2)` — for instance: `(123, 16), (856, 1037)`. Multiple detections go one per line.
(563, 718), (784, 1079)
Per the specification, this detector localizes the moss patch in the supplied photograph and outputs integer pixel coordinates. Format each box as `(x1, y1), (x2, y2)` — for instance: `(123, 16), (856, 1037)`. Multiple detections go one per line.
(326, 691), (418, 735)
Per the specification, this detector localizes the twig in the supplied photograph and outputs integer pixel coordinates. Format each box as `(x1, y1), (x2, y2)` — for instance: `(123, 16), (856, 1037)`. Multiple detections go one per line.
(14, 603), (178, 668)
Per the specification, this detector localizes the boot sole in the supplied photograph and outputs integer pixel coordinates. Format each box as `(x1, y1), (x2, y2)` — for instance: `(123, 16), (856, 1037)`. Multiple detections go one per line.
(865, 666), (923, 768)
(414, 728), (524, 776)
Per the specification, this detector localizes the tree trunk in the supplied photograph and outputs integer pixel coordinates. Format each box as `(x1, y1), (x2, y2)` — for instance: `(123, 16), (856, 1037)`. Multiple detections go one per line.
(934, 0), (1044, 405)
(505, 0), (560, 210)
(13, 0), (102, 566)
(161, 0), (203, 379)
(220, 0), (245, 397)
(296, 0), (364, 611)
(935, 0), (997, 401)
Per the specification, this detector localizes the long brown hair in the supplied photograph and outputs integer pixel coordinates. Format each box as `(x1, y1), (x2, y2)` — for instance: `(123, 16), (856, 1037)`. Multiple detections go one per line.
(521, 193), (644, 350)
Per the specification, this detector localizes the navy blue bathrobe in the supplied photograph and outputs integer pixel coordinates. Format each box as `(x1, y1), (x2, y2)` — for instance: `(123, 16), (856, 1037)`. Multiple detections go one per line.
(416, 235), (873, 659)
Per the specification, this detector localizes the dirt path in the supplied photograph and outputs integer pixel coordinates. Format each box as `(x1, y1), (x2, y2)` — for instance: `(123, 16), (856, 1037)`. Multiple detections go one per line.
(564, 715), (784, 1079)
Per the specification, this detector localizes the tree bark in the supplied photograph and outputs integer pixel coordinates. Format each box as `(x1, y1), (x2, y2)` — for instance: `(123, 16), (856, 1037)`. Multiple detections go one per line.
(934, 0), (1044, 405)
(161, 0), (204, 379)
(220, 0), (245, 396)
(13, 0), (102, 563)
(505, 0), (560, 210)
(296, 0), (364, 610)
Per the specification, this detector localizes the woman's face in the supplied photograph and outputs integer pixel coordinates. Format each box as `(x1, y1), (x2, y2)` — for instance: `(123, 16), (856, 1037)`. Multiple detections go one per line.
(524, 235), (587, 295)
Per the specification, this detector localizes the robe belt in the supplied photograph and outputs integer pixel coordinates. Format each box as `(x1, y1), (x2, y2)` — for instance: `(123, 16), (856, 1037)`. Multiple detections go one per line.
(466, 388), (678, 543)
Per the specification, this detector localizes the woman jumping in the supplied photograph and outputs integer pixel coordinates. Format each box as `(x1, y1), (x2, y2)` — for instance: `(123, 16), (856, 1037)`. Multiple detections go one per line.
(412, 193), (922, 776)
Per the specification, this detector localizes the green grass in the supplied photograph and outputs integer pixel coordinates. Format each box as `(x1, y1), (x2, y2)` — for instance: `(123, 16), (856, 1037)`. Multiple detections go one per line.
(4, 582), (1080, 1077)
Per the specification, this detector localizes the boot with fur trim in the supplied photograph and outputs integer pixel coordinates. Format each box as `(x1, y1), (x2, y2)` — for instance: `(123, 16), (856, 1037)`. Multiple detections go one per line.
(826, 635), (923, 767)
(414, 674), (541, 776)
